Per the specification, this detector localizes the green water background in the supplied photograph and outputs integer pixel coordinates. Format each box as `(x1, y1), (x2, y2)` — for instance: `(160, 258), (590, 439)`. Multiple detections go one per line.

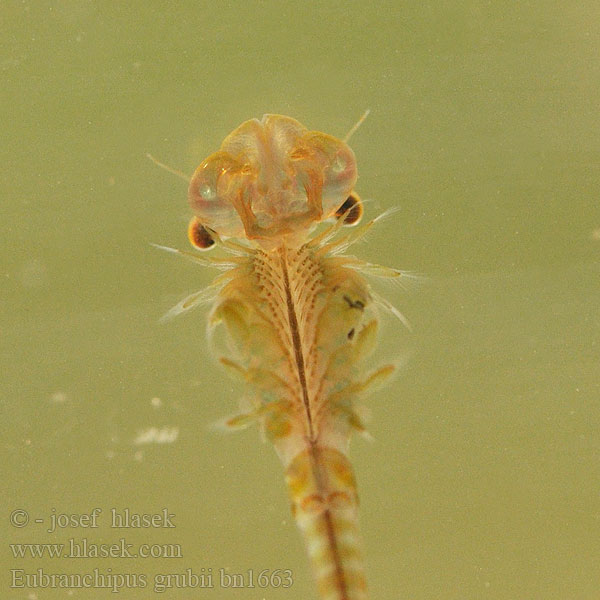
(2, 2), (599, 598)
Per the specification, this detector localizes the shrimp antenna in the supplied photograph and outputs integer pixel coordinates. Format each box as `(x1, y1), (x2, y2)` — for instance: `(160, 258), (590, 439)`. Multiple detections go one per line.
(146, 153), (191, 183)
(343, 109), (371, 143)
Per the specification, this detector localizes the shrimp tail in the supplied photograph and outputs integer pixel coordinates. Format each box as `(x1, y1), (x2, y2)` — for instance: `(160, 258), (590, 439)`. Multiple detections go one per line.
(285, 444), (367, 600)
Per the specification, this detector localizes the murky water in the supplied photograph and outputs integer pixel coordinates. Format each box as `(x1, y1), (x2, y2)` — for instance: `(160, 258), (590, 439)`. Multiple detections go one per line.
(3, 2), (599, 598)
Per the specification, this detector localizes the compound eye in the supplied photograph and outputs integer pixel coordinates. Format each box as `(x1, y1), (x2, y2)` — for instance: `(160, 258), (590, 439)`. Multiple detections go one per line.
(188, 152), (246, 238)
(334, 192), (363, 226)
(188, 216), (216, 250)
(297, 132), (357, 219)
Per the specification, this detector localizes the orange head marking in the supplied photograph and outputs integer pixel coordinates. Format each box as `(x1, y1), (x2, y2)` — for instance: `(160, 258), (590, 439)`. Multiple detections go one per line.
(188, 115), (357, 247)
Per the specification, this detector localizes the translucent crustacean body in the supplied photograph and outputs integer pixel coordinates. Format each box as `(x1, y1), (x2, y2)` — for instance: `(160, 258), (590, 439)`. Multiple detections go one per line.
(159, 115), (406, 600)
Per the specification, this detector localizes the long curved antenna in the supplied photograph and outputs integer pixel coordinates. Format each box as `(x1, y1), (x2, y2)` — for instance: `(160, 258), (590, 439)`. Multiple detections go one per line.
(343, 109), (371, 143)
(146, 153), (191, 183)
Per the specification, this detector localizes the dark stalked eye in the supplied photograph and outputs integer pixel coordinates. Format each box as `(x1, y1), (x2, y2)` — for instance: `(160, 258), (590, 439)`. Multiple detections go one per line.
(187, 216), (215, 250)
(335, 192), (363, 226)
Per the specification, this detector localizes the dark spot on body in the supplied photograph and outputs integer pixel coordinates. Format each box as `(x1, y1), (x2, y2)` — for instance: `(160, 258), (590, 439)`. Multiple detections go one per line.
(347, 328), (355, 339)
(343, 295), (365, 311)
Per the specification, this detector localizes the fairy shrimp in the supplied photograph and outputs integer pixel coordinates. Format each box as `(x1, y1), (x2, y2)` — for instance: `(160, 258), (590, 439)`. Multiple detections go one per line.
(154, 114), (408, 600)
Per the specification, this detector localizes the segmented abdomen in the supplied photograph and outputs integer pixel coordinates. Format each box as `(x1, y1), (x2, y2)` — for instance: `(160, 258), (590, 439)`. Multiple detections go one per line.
(286, 445), (367, 600)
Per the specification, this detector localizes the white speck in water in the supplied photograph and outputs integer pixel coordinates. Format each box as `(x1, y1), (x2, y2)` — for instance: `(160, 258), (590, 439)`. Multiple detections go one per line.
(19, 258), (48, 288)
(133, 426), (179, 445)
(50, 391), (68, 403)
